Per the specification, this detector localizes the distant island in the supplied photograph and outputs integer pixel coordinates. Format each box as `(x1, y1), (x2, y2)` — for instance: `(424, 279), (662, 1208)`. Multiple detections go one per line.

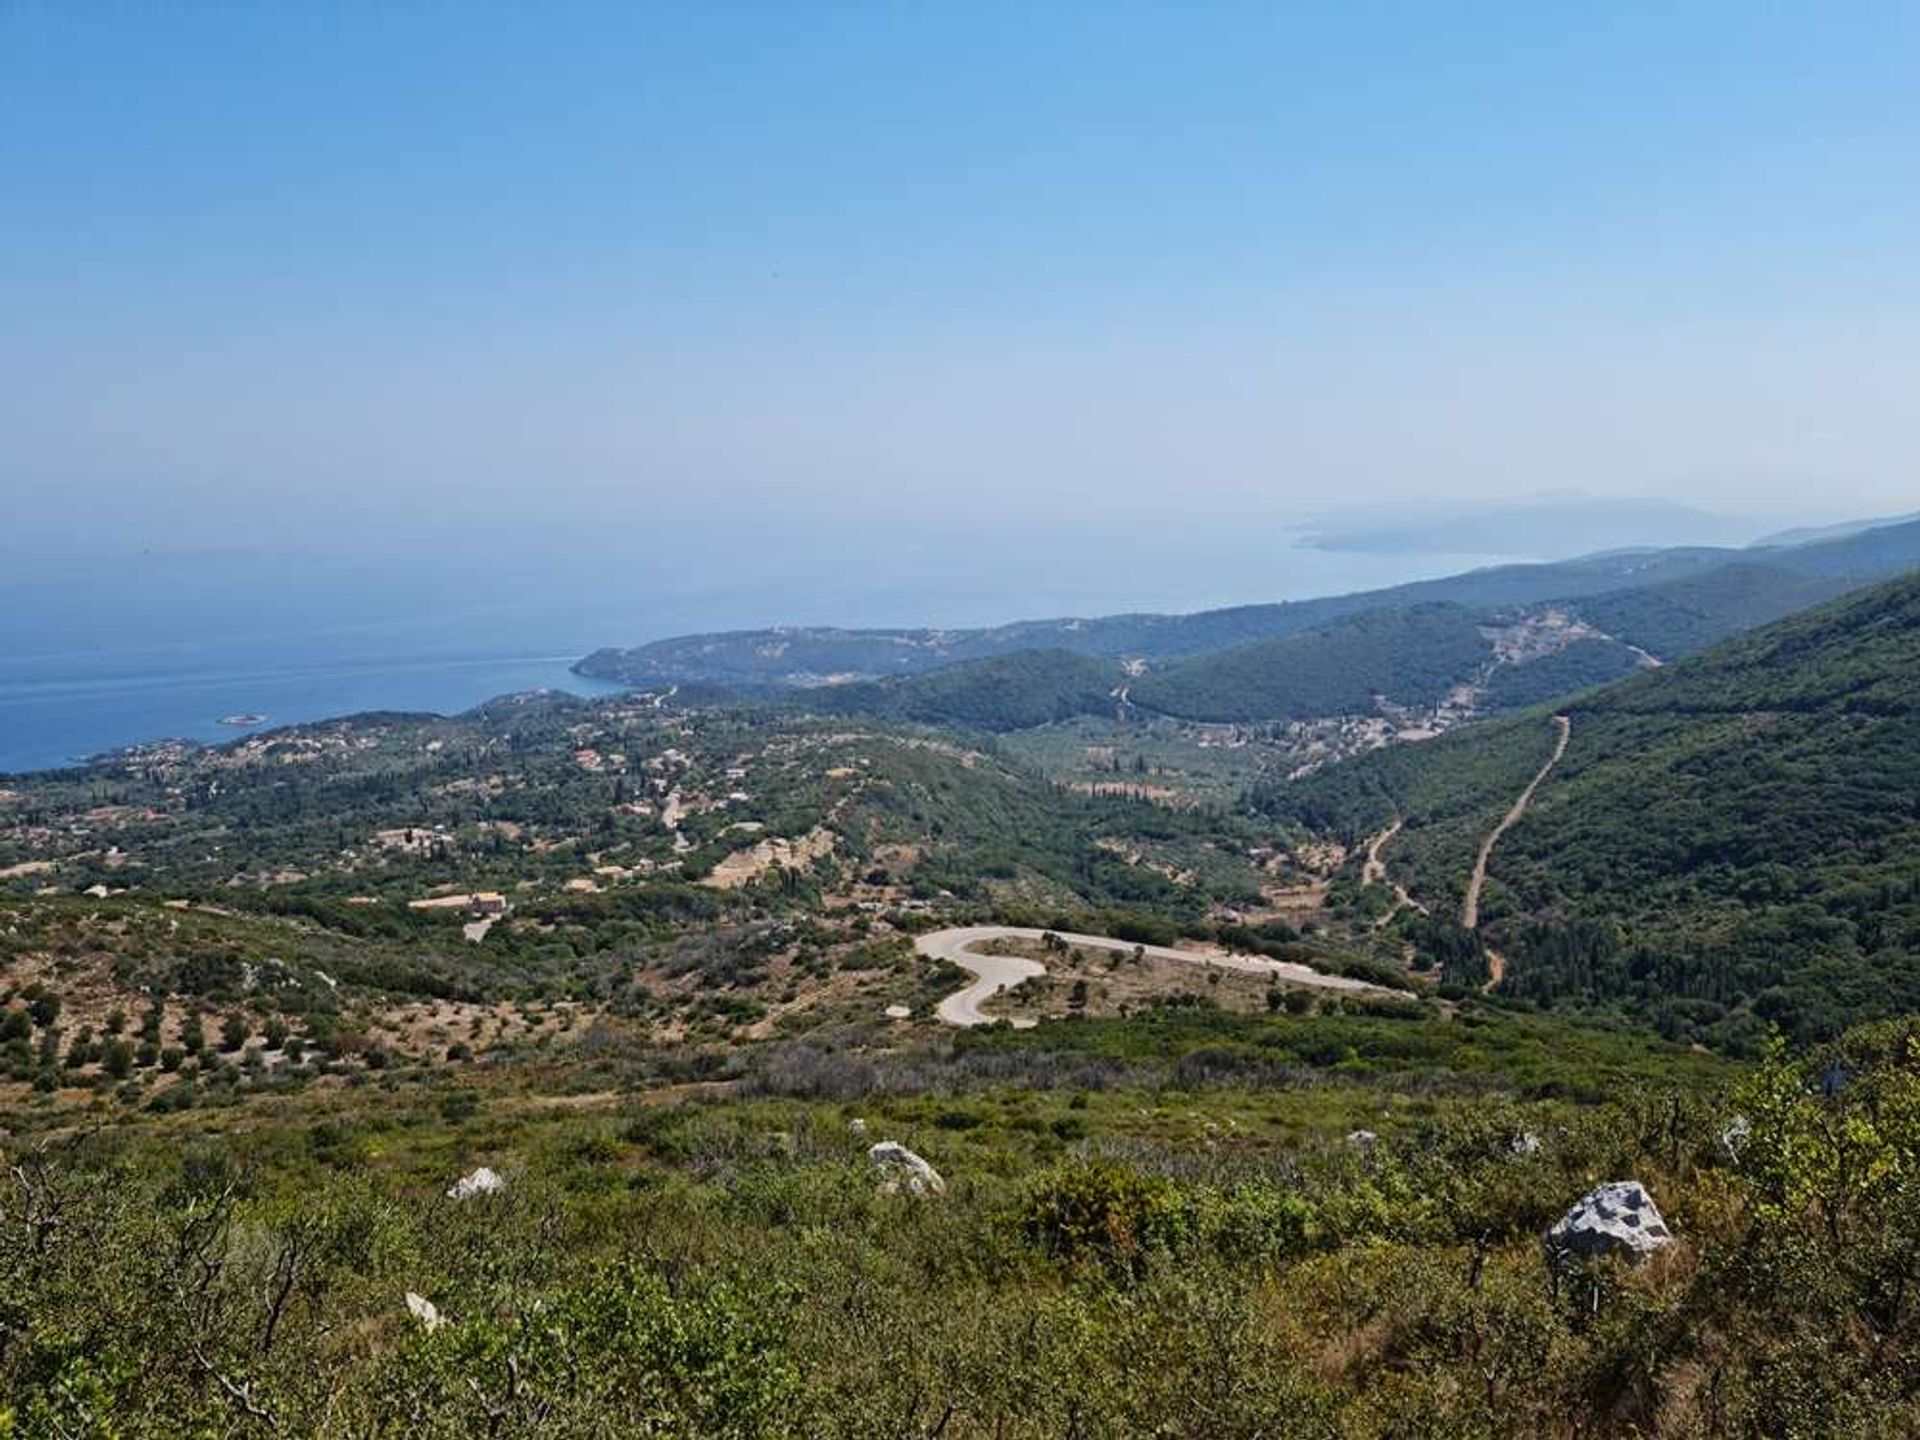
(1295, 496), (1746, 556)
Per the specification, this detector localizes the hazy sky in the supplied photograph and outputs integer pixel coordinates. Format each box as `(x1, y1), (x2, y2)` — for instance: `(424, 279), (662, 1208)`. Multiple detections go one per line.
(5, 2), (1919, 571)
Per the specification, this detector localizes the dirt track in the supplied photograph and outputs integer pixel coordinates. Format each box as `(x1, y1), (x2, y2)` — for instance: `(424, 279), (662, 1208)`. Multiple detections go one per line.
(1362, 820), (1425, 925)
(1460, 714), (1570, 931)
(1362, 821), (1401, 886)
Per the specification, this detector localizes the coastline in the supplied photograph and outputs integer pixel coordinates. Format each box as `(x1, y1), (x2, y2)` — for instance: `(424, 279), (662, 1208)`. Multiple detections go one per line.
(0, 653), (630, 777)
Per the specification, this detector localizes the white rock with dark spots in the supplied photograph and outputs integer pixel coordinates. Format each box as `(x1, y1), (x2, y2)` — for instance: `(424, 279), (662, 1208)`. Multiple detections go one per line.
(1544, 1181), (1673, 1265)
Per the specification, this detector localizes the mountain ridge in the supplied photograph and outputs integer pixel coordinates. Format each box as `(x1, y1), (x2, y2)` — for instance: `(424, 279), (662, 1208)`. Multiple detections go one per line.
(577, 515), (1920, 690)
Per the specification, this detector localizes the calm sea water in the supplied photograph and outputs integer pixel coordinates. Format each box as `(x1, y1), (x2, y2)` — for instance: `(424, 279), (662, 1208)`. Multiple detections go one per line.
(0, 652), (630, 775)
(0, 537), (1528, 776)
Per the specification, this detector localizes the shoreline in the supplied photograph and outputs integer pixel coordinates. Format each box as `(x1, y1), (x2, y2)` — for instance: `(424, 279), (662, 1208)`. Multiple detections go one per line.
(0, 655), (631, 779)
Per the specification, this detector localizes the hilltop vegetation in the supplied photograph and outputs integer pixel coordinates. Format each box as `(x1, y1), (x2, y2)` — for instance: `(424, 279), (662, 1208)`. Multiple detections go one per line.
(8, 1010), (1920, 1437)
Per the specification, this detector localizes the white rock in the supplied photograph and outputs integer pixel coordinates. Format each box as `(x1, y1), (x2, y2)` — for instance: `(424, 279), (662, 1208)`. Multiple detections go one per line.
(883, 1004), (912, 1020)
(1510, 1132), (1541, 1157)
(446, 1166), (506, 1201)
(1346, 1129), (1378, 1149)
(1544, 1181), (1673, 1266)
(869, 1140), (945, 1197)
(405, 1291), (446, 1331)
(848, 1117), (868, 1136)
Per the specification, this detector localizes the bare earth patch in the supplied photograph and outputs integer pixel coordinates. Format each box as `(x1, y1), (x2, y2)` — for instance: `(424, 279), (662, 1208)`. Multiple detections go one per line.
(701, 826), (836, 890)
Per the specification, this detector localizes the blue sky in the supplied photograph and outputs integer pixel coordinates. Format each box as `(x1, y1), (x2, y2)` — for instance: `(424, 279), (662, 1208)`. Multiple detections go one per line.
(4, 2), (1919, 573)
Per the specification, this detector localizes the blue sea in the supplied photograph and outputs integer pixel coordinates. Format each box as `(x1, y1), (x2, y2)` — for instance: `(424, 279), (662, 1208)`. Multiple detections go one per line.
(0, 536), (1529, 775)
(0, 651), (635, 775)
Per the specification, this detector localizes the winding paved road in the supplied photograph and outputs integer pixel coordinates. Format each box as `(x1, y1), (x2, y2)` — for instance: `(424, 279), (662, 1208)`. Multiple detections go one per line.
(917, 925), (1404, 1028)
(1460, 714), (1570, 931)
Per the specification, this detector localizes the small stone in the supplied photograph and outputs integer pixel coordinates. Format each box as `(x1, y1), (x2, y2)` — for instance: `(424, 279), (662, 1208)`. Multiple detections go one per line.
(884, 1004), (912, 1020)
(1510, 1132), (1541, 1157)
(405, 1291), (446, 1331)
(446, 1166), (506, 1201)
(869, 1140), (945, 1197)
(1346, 1129), (1378, 1149)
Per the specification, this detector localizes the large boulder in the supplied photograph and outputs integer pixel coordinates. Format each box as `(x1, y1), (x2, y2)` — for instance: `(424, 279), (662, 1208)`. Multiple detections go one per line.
(869, 1141), (945, 1197)
(446, 1166), (506, 1201)
(1544, 1181), (1673, 1266)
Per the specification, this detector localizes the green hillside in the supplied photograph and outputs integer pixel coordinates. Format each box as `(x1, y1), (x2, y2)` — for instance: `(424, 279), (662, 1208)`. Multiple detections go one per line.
(1477, 637), (1647, 711)
(1262, 572), (1920, 1049)
(1130, 603), (1492, 722)
(802, 649), (1121, 731)
(1569, 562), (1854, 658)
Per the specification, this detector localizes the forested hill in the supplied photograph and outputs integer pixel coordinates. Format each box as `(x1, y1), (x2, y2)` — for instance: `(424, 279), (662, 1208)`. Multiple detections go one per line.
(1566, 561), (1858, 658)
(800, 649), (1122, 732)
(778, 605), (1638, 732)
(1261, 571), (1920, 1050)
(1127, 603), (1493, 722)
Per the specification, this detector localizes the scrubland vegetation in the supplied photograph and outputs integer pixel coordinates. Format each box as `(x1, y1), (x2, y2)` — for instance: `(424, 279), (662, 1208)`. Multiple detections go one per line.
(3, 1019), (1916, 1436)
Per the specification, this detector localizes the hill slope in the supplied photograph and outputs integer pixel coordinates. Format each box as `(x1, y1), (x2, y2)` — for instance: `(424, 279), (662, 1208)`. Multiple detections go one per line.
(1567, 561), (1859, 658)
(1261, 571), (1920, 1049)
(1129, 603), (1494, 722)
(801, 649), (1122, 732)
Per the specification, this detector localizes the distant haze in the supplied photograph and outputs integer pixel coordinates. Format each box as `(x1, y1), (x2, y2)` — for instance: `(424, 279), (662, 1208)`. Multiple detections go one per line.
(4, 5), (1919, 633)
